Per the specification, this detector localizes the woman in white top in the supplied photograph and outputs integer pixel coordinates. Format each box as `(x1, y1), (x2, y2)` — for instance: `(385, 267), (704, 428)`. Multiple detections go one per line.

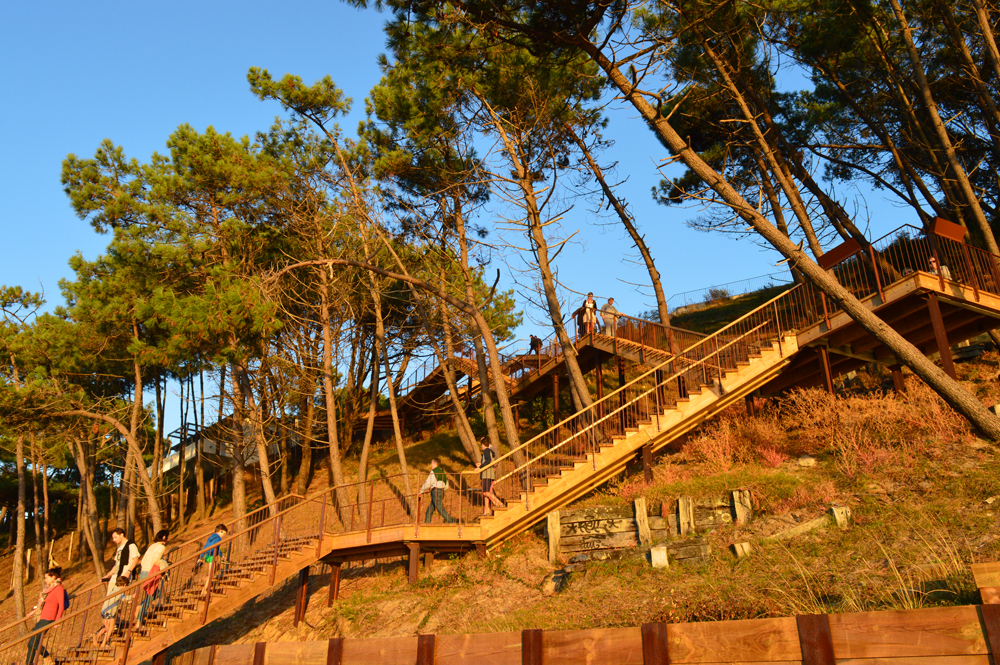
(139, 530), (169, 581)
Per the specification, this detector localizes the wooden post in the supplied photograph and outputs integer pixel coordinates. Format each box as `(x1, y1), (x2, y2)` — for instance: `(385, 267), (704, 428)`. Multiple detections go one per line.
(475, 542), (487, 558)
(416, 634), (436, 665)
(152, 650), (167, 665)
(796, 614), (836, 665)
(618, 357), (627, 433)
(678, 497), (695, 536)
(547, 511), (561, 564)
(327, 639), (344, 665)
(407, 542), (421, 584)
(642, 444), (653, 484)
(327, 562), (341, 607)
(745, 394), (757, 417)
(890, 365), (906, 394)
(522, 629), (543, 665)
(293, 566), (309, 626)
(634, 498), (652, 546)
(818, 347), (835, 395)
(926, 293), (957, 379)
(641, 622), (670, 665)
(423, 552), (434, 572)
(253, 642), (266, 665)
(731, 489), (752, 523)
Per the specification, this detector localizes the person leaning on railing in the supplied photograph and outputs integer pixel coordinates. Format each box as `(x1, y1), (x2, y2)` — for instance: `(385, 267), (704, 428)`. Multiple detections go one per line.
(601, 298), (620, 336)
(928, 256), (953, 280)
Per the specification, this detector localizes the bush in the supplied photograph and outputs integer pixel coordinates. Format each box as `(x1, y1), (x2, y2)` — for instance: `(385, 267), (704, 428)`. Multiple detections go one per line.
(706, 287), (731, 303)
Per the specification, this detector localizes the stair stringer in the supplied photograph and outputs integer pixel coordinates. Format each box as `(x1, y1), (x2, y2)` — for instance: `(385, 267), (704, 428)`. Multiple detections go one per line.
(480, 337), (799, 548)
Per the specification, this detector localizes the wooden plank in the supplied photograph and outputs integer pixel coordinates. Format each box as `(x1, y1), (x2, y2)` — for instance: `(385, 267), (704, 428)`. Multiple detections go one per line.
(981, 604), (1000, 659)
(342, 635), (419, 664)
(971, 562), (1000, 589)
(214, 644), (255, 665)
(817, 237), (863, 269)
(434, 632), (521, 665)
(561, 518), (636, 536)
(254, 642), (266, 665)
(635, 498), (652, 547)
(836, 657), (989, 665)
(191, 646), (215, 665)
(542, 627), (643, 665)
(559, 506), (634, 524)
(931, 216), (968, 242)
(547, 512), (560, 564)
(828, 606), (987, 659)
(668, 617), (802, 663)
(264, 642), (327, 665)
(560, 532), (638, 552)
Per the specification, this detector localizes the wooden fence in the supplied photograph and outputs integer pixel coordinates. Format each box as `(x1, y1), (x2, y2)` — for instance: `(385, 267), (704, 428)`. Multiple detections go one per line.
(170, 603), (1000, 665)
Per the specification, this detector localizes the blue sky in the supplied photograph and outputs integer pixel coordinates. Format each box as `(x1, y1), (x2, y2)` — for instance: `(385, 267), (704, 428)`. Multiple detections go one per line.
(1, 1), (907, 353)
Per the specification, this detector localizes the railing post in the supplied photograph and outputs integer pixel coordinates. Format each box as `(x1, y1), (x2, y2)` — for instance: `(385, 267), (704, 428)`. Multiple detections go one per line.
(75, 588), (93, 648)
(414, 493), (420, 537)
(960, 242), (980, 301)
(316, 495), (327, 558)
(269, 514), (282, 586)
(120, 588), (135, 664)
(366, 480), (374, 544)
(868, 246), (885, 302)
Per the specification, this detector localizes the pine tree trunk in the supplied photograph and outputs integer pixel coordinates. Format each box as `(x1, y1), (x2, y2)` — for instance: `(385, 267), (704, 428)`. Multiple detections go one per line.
(319, 270), (350, 513)
(583, 37), (1000, 440)
(30, 437), (43, 582)
(13, 434), (26, 626)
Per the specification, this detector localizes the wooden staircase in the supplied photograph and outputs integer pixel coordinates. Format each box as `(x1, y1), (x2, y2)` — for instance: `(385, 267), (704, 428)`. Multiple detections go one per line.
(477, 335), (798, 546)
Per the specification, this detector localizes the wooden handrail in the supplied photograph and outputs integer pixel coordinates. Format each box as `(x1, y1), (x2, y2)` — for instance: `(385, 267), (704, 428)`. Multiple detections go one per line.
(468, 284), (803, 477)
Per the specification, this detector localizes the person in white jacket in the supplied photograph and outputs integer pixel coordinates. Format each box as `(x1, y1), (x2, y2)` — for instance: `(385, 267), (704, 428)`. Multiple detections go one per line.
(419, 459), (456, 524)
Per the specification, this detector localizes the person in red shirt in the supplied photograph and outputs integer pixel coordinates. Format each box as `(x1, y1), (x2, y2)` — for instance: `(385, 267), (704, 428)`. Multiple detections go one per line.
(26, 568), (66, 664)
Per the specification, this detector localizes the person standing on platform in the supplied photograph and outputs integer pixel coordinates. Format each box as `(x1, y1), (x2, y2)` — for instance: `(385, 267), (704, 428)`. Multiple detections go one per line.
(529, 334), (542, 356)
(601, 298), (620, 336)
(582, 292), (598, 335)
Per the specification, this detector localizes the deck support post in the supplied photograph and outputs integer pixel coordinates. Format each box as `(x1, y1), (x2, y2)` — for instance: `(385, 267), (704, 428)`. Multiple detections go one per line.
(293, 566), (309, 627)
(745, 394), (757, 417)
(552, 374), (559, 427)
(152, 649), (167, 665)
(642, 444), (653, 484)
(890, 365), (906, 394)
(407, 542), (421, 584)
(926, 293), (957, 379)
(618, 357), (627, 433)
(327, 562), (341, 607)
(818, 347), (835, 395)
(423, 551), (434, 572)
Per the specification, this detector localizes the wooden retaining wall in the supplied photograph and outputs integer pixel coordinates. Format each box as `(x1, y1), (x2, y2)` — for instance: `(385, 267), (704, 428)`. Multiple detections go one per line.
(173, 604), (1000, 665)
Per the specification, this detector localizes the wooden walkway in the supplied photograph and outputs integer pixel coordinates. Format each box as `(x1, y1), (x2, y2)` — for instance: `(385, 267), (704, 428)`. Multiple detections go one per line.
(7, 223), (1000, 665)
